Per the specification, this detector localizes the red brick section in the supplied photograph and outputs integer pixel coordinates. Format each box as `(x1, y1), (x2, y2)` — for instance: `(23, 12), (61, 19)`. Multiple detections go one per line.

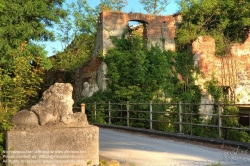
(192, 36), (217, 76)
(44, 12), (250, 102)
(231, 33), (250, 82)
(101, 11), (176, 44)
(192, 35), (250, 87)
(78, 57), (102, 83)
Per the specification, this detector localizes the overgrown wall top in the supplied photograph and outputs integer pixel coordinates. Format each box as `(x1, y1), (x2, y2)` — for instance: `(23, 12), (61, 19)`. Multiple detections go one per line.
(192, 35), (250, 104)
(93, 11), (177, 57)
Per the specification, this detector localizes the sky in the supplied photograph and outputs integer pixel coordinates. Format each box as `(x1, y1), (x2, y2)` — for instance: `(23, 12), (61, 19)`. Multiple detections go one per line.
(42, 0), (179, 56)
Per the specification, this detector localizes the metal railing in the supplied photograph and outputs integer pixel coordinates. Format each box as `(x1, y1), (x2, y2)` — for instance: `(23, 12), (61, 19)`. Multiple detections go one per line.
(75, 102), (250, 139)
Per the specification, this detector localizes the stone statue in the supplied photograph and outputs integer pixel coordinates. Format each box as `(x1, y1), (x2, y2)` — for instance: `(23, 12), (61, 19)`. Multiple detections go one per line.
(193, 52), (201, 67)
(81, 82), (99, 97)
(81, 82), (90, 97)
(12, 83), (88, 129)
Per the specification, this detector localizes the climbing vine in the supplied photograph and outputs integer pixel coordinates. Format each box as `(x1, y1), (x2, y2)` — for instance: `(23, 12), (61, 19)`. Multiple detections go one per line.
(77, 31), (202, 130)
(77, 23), (250, 142)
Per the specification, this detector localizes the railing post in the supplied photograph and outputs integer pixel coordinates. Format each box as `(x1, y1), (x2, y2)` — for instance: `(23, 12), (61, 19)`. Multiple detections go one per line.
(179, 101), (183, 134)
(150, 101), (152, 130)
(218, 102), (222, 138)
(127, 101), (129, 127)
(81, 103), (85, 114)
(108, 101), (111, 124)
(94, 101), (97, 120)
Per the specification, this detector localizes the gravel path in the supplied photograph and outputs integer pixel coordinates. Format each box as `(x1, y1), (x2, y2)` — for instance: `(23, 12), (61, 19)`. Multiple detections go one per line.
(99, 128), (250, 166)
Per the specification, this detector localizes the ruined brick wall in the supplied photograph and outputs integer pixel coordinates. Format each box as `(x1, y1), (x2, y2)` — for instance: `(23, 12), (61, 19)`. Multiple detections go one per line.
(43, 11), (250, 106)
(43, 12), (179, 100)
(231, 34), (250, 104)
(192, 35), (250, 105)
(73, 11), (178, 101)
(93, 11), (177, 57)
(73, 57), (103, 100)
(74, 12), (250, 104)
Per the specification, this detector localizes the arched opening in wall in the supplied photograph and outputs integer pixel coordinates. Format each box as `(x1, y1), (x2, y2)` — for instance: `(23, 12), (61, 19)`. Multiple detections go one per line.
(128, 20), (148, 40)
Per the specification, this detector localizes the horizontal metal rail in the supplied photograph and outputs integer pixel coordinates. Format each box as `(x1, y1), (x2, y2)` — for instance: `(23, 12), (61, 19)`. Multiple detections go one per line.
(77, 101), (250, 139)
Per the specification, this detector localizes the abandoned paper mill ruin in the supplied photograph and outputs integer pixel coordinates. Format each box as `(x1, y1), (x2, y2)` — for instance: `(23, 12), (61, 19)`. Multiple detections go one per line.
(43, 11), (250, 124)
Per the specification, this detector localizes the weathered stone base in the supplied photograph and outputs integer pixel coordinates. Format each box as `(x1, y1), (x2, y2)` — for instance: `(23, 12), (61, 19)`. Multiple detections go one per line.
(6, 125), (99, 166)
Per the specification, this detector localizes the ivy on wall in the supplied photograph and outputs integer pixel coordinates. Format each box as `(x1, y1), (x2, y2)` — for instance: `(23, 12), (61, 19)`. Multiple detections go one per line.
(77, 28), (250, 142)
(77, 31), (202, 130)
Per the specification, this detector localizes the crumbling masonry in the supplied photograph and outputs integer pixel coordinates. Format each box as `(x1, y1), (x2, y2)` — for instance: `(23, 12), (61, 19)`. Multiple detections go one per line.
(43, 11), (250, 115)
(73, 11), (180, 100)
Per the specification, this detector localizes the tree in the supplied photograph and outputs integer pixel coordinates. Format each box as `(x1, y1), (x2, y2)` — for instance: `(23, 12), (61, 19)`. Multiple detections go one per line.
(139, 0), (171, 15)
(52, 0), (97, 70)
(102, 33), (173, 102)
(176, 0), (250, 55)
(98, 0), (128, 11)
(77, 32), (176, 128)
(0, 0), (66, 153)
(52, 0), (129, 71)
(0, 0), (4, 12)
(0, 0), (66, 50)
(175, 0), (250, 142)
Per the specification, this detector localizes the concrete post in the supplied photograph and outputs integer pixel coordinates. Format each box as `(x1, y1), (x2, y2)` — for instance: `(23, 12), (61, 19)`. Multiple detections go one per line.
(218, 102), (222, 138)
(179, 101), (183, 134)
(150, 101), (152, 130)
(127, 101), (129, 127)
(94, 101), (97, 120)
(81, 103), (85, 114)
(108, 101), (111, 124)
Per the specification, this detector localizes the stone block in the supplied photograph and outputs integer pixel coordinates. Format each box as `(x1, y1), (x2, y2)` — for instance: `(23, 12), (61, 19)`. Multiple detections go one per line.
(5, 125), (99, 166)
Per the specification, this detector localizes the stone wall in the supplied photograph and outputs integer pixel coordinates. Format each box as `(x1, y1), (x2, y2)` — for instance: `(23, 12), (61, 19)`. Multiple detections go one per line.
(192, 34), (250, 106)
(73, 57), (103, 100)
(99, 11), (177, 55)
(7, 83), (99, 166)
(73, 11), (178, 100)
(6, 126), (99, 166)
(231, 34), (250, 104)
(43, 11), (250, 107)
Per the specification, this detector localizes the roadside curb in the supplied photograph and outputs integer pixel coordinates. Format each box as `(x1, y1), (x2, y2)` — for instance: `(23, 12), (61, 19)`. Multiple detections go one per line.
(93, 123), (250, 151)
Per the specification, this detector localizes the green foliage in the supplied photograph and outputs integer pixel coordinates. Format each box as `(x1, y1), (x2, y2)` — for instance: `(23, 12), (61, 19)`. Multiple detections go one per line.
(89, 108), (107, 124)
(52, 0), (130, 71)
(222, 106), (239, 127)
(139, 0), (171, 15)
(176, 0), (250, 55)
(103, 33), (173, 103)
(78, 32), (202, 130)
(78, 33), (177, 129)
(76, 91), (111, 124)
(170, 51), (202, 103)
(205, 77), (223, 103)
(52, 0), (97, 71)
(51, 33), (94, 70)
(0, 0), (66, 49)
(76, 0), (250, 143)
(0, 0), (66, 155)
(173, 0), (250, 142)
(0, 0), (4, 12)
(57, 0), (97, 44)
(152, 104), (177, 132)
(222, 106), (250, 142)
(0, 44), (53, 159)
(97, 0), (128, 11)
(194, 104), (250, 142)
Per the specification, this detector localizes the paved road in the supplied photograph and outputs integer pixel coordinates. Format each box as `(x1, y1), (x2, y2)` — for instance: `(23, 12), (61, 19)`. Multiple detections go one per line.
(99, 128), (250, 166)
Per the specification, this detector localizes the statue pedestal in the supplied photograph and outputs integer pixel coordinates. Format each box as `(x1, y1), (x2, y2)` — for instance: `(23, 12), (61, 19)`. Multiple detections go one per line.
(5, 125), (99, 166)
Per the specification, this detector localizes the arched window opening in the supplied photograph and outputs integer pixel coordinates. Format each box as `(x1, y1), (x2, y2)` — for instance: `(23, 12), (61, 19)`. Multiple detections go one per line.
(128, 20), (148, 40)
